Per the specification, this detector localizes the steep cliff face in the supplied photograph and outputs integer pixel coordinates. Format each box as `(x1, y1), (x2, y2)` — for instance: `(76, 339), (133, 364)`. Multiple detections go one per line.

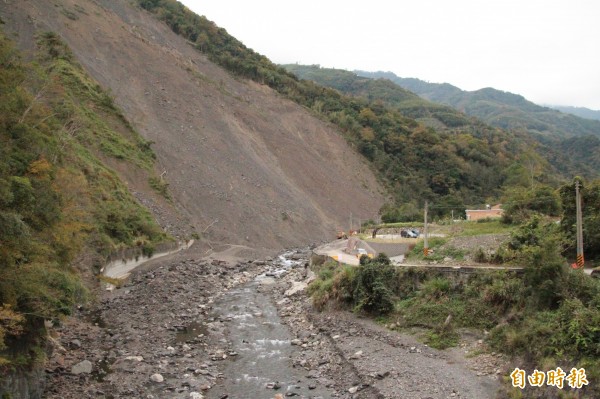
(0, 0), (384, 254)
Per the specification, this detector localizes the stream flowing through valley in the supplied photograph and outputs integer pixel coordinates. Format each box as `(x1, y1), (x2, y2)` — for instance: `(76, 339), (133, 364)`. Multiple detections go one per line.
(208, 256), (332, 399)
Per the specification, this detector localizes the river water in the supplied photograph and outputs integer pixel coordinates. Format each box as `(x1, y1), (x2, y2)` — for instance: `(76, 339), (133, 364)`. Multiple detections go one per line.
(208, 258), (332, 399)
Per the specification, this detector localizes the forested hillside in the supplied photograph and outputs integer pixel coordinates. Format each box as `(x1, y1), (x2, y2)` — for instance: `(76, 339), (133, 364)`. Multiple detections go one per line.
(357, 71), (600, 177)
(283, 64), (472, 129)
(358, 70), (600, 138)
(0, 31), (169, 366)
(283, 65), (600, 180)
(366, 71), (600, 176)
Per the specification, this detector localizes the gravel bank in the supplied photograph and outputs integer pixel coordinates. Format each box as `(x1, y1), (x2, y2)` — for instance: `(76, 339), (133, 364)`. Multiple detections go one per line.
(43, 248), (506, 399)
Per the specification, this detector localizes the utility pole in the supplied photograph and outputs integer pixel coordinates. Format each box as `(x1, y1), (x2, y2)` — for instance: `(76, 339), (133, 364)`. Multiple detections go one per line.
(423, 201), (429, 256)
(575, 181), (584, 268)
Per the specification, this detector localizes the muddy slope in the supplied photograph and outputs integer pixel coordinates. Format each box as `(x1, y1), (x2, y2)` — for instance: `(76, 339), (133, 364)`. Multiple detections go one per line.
(0, 0), (384, 253)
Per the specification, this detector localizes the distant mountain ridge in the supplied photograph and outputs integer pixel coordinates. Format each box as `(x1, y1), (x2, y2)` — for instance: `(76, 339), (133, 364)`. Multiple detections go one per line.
(548, 105), (600, 121)
(355, 71), (600, 140)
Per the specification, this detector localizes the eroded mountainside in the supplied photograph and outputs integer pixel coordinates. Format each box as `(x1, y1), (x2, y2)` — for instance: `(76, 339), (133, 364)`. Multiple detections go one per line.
(0, 0), (384, 254)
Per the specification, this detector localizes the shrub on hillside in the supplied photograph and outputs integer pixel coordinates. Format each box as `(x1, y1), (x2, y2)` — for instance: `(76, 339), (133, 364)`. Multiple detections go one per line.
(352, 254), (396, 314)
(505, 216), (567, 310)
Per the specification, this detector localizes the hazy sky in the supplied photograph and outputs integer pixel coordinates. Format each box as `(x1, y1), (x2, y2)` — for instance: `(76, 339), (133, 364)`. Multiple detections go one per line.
(180, 0), (600, 110)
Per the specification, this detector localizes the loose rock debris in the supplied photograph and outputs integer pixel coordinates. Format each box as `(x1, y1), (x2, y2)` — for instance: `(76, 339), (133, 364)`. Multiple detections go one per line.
(44, 248), (504, 399)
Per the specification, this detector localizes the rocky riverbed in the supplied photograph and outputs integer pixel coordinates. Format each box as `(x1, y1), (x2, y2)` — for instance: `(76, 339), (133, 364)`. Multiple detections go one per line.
(43, 247), (507, 399)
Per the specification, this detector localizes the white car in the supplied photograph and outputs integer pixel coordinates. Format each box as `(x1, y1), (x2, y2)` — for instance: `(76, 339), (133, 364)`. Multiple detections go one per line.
(401, 229), (418, 238)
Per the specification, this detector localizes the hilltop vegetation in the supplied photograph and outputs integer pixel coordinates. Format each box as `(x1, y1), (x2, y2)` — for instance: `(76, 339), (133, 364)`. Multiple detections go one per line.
(0, 31), (168, 366)
(284, 65), (600, 181)
(357, 71), (600, 174)
(283, 64), (473, 129)
(358, 70), (600, 139)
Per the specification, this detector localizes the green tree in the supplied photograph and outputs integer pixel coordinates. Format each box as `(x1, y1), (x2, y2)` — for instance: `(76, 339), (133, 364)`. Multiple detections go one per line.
(195, 31), (210, 52)
(519, 150), (547, 189)
(352, 254), (396, 314)
(358, 107), (378, 126)
(507, 216), (566, 309)
(502, 184), (561, 224)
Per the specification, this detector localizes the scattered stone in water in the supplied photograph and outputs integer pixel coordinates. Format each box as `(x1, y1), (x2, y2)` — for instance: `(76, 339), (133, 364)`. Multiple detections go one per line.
(150, 373), (164, 383)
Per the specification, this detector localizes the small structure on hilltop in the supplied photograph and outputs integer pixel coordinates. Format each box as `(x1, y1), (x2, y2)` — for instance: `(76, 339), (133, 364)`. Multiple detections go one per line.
(465, 204), (503, 221)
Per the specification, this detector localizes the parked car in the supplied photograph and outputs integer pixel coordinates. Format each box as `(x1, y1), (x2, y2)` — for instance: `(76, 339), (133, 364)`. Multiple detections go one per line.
(401, 229), (418, 238)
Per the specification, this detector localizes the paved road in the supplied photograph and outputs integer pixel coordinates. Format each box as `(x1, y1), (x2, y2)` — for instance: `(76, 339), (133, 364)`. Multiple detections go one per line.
(315, 240), (596, 277)
(314, 238), (370, 265)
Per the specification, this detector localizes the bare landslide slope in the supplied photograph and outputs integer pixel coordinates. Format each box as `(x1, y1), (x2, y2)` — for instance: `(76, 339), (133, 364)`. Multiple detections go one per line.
(0, 0), (384, 254)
